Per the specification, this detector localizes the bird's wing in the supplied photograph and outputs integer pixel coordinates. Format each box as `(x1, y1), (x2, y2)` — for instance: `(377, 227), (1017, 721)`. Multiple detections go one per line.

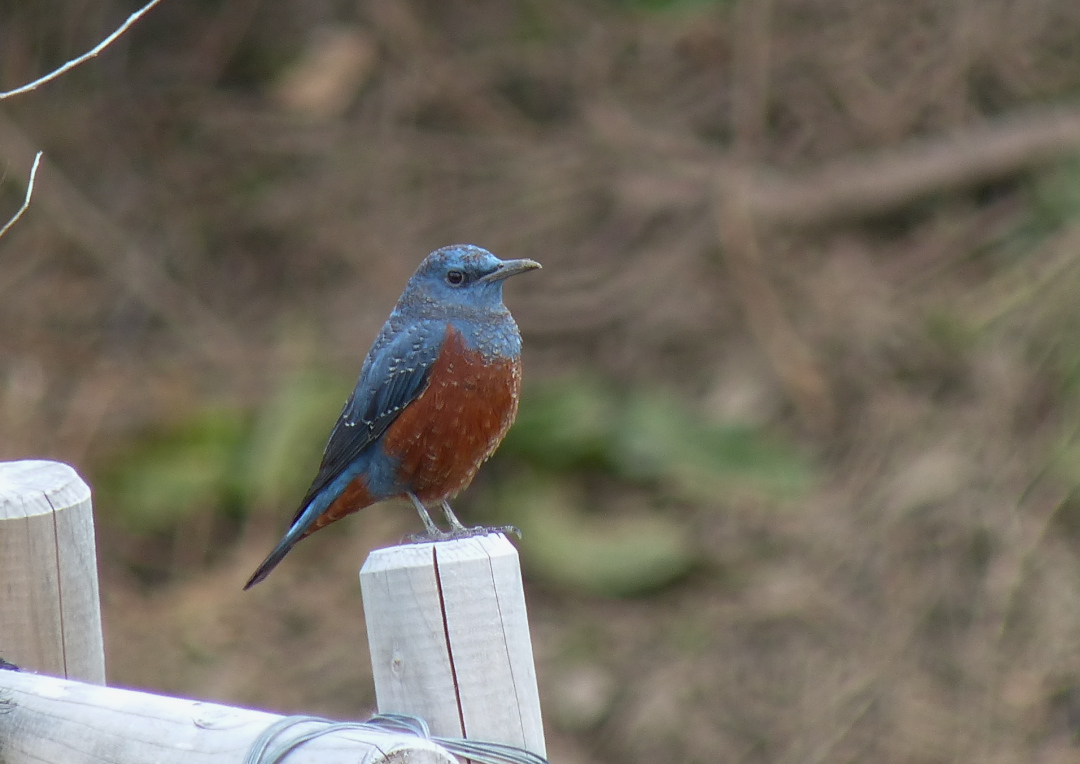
(291, 324), (442, 521)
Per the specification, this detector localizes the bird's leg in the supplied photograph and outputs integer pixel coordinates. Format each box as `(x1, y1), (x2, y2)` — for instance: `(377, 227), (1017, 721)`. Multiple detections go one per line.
(440, 500), (468, 533)
(442, 500), (523, 540)
(407, 492), (445, 537)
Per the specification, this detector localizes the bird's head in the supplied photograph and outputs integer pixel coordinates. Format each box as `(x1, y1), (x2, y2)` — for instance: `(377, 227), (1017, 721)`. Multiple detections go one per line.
(399, 245), (541, 317)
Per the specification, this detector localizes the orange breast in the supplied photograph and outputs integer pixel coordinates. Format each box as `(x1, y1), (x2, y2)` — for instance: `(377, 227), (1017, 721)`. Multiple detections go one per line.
(381, 324), (521, 503)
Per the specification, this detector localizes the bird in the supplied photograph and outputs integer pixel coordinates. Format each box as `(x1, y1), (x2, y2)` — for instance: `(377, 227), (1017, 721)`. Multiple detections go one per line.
(244, 245), (540, 589)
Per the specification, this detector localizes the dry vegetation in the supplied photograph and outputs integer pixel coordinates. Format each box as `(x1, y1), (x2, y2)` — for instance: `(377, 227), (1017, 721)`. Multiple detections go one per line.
(6, 0), (1080, 761)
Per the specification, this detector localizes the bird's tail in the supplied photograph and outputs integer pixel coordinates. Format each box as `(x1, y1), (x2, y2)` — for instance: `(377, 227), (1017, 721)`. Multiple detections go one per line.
(244, 470), (371, 589)
(243, 534), (299, 590)
(243, 502), (322, 589)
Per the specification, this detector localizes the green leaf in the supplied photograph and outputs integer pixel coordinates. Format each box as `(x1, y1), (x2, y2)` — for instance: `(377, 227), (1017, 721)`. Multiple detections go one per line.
(504, 378), (813, 503)
(501, 376), (619, 471)
(241, 367), (351, 512)
(509, 479), (698, 597)
(101, 408), (249, 532)
(613, 391), (812, 501)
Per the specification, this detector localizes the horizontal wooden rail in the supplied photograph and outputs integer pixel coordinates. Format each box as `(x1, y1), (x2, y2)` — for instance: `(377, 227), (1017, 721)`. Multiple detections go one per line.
(0, 670), (455, 764)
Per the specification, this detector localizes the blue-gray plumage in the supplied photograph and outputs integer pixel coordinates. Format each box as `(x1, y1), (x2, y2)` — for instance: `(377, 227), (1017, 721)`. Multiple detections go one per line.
(244, 245), (540, 589)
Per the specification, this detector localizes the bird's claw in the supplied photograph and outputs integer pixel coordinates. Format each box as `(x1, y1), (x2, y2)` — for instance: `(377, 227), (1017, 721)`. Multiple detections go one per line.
(486, 524), (522, 539)
(0, 656), (21, 671)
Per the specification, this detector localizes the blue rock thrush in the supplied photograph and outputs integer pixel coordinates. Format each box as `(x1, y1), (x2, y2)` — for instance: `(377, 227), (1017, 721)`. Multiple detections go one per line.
(244, 245), (540, 589)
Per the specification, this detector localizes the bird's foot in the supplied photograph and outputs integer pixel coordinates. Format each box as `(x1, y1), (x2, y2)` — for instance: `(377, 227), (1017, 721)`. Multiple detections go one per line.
(403, 528), (453, 544)
(403, 524), (521, 544)
(481, 523), (522, 539)
(445, 523), (521, 540)
(0, 656), (21, 671)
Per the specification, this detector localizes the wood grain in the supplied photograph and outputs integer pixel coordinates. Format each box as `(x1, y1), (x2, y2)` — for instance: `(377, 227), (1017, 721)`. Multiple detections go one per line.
(0, 460), (104, 683)
(360, 534), (547, 757)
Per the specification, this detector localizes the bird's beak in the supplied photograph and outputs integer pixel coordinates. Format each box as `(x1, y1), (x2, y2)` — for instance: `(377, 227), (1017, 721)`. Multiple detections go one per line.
(479, 258), (542, 283)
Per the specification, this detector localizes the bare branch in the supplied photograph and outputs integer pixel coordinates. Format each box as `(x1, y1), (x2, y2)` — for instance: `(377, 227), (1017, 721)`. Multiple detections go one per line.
(0, 0), (166, 101)
(0, 152), (43, 241)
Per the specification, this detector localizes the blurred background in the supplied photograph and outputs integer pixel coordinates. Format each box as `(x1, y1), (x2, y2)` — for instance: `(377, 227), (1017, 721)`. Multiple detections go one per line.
(5, 0), (1080, 761)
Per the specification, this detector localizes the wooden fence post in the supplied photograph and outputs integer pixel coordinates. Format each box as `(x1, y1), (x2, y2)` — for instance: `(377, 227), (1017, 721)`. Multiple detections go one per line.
(0, 460), (105, 684)
(360, 533), (547, 758)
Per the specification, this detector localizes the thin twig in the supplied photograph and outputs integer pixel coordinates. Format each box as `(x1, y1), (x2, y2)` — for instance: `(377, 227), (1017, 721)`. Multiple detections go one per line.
(0, 152), (43, 242)
(0, 0), (166, 100)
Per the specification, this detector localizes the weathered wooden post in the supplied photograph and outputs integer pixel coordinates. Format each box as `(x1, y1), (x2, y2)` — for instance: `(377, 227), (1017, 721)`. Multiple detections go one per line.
(0, 459), (105, 683)
(360, 533), (547, 758)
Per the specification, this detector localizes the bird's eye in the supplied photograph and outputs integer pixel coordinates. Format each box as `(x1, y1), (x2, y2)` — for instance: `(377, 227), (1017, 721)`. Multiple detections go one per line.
(446, 270), (466, 286)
